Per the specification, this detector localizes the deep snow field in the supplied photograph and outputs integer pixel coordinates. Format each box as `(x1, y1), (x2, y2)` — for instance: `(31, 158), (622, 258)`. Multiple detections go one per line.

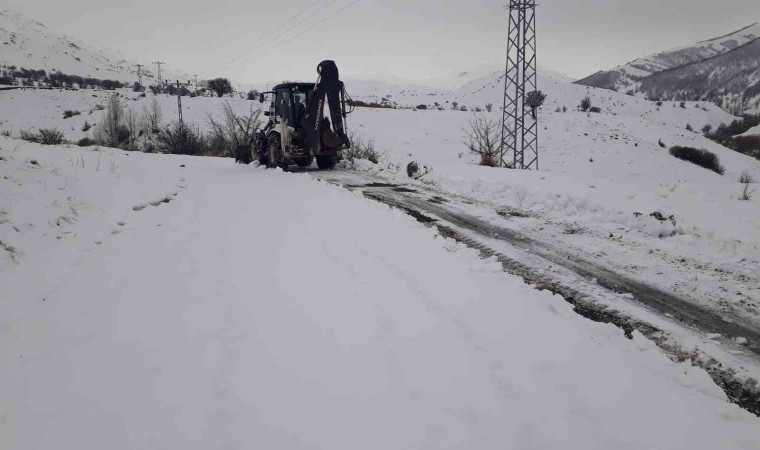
(2, 78), (760, 335)
(2, 77), (760, 328)
(2, 140), (760, 449)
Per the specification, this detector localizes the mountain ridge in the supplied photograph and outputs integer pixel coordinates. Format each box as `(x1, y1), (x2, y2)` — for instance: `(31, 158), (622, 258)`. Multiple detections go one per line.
(0, 9), (190, 84)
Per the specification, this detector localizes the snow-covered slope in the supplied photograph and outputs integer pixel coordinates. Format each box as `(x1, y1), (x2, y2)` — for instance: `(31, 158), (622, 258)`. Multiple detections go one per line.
(743, 123), (760, 136)
(576, 22), (760, 92)
(344, 79), (449, 107)
(0, 9), (188, 83)
(347, 68), (575, 110)
(637, 39), (760, 111)
(2, 141), (760, 448)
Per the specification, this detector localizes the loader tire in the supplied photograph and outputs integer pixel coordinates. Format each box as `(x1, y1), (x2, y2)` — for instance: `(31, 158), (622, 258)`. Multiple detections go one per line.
(235, 145), (252, 164)
(296, 157), (314, 168)
(267, 134), (283, 169)
(254, 132), (268, 165)
(316, 155), (336, 170)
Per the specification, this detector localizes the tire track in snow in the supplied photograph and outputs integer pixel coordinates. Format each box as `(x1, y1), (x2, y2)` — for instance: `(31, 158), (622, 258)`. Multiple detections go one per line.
(311, 169), (760, 417)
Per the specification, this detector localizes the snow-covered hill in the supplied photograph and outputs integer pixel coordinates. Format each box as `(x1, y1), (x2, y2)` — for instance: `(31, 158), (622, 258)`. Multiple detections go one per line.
(636, 39), (760, 111)
(576, 22), (760, 92)
(347, 68), (575, 110)
(0, 9), (188, 84)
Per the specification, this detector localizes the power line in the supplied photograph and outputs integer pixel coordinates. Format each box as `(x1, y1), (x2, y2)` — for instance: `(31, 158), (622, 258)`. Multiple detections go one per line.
(211, 0), (366, 76)
(197, 0), (343, 77)
(191, 0), (334, 77)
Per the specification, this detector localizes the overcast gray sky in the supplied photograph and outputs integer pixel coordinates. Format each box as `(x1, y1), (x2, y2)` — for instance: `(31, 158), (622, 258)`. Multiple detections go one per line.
(7, 0), (760, 85)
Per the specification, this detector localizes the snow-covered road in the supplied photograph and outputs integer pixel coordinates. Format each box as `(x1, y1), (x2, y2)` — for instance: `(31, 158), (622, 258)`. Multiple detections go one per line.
(2, 145), (760, 448)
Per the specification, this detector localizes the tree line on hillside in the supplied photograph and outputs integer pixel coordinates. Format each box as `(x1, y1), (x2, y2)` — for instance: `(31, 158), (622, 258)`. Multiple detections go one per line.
(703, 113), (760, 160)
(0, 65), (126, 89)
(0, 65), (241, 100)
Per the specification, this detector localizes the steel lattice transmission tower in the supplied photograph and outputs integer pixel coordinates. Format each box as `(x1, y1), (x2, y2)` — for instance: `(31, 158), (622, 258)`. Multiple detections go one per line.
(500, 0), (538, 170)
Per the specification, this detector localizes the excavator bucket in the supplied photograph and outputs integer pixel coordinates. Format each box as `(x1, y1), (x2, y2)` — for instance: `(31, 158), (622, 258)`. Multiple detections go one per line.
(300, 60), (349, 155)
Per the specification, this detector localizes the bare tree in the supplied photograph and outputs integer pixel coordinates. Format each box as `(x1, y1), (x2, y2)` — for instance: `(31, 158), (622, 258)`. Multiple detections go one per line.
(207, 101), (263, 157)
(740, 170), (756, 201)
(94, 94), (125, 147)
(141, 98), (162, 134)
(123, 107), (139, 150)
(464, 113), (501, 167)
(525, 90), (546, 119)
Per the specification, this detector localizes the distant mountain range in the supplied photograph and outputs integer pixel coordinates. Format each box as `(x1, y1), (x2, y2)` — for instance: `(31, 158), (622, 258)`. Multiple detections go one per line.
(576, 22), (760, 112)
(0, 9), (189, 84)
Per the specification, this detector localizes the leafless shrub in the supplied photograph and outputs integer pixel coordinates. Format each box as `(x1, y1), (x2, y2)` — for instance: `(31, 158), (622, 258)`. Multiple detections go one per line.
(19, 129), (39, 142)
(38, 128), (66, 145)
(740, 170), (756, 200)
(206, 102), (263, 157)
(345, 134), (381, 164)
(464, 113), (501, 167)
(739, 170), (755, 184)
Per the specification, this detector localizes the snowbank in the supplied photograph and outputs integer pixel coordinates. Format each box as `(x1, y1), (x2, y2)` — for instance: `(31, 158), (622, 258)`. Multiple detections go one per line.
(1, 143), (759, 449)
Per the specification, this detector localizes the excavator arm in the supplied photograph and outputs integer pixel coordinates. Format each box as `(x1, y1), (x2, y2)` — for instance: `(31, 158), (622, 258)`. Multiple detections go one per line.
(300, 60), (351, 155)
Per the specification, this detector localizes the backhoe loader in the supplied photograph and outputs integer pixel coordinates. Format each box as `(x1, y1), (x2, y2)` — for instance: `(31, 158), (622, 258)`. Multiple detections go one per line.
(241, 60), (352, 169)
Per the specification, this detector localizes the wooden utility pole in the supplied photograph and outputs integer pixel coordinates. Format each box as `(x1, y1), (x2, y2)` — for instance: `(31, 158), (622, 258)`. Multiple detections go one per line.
(153, 61), (165, 85)
(176, 80), (183, 132)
